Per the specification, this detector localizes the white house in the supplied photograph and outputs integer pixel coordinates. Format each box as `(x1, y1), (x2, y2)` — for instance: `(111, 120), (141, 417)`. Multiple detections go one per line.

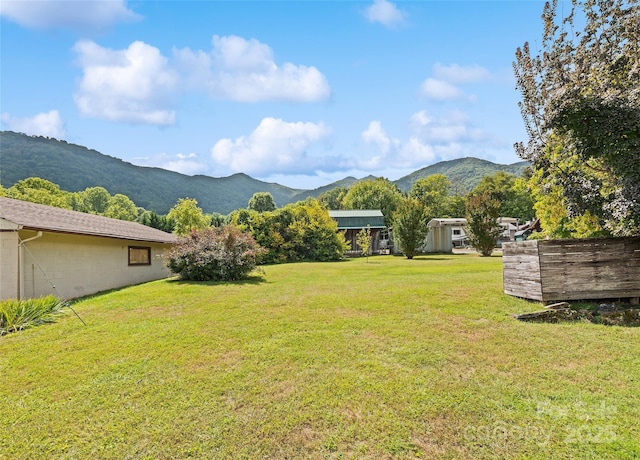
(0, 197), (177, 301)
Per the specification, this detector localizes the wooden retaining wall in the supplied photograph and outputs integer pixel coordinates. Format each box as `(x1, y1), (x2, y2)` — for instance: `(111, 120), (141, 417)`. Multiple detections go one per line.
(503, 237), (640, 302)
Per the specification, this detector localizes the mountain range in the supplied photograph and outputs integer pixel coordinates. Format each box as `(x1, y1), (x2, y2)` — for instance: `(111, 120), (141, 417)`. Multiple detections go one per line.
(0, 131), (529, 215)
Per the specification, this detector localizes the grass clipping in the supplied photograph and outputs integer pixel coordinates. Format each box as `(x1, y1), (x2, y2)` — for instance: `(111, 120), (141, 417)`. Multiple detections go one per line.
(0, 295), (66, 336)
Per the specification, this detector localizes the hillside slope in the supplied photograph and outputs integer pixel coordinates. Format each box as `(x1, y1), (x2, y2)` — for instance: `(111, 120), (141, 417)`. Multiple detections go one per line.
(1, 131), (529, 214)
(394, 157), (530, 193)
(0, 132), (303, 214)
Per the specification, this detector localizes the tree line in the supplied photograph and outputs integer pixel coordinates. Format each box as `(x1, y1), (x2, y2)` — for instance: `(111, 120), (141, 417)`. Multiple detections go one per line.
(0, 170), (536, 261)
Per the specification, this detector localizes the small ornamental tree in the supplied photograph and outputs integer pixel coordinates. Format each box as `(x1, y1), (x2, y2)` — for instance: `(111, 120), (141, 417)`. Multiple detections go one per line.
(356, 225), (373, 261)
(166, 225), (266, 281)
(465, 192), (502, 257)
(393, 198), (429, 260)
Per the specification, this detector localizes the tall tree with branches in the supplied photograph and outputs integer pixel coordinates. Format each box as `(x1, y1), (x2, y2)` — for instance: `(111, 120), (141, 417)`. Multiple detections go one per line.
(513, 0), (640, 236)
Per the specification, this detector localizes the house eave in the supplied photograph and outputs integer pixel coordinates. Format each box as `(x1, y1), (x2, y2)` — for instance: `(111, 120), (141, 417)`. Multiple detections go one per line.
(17, 225), (177, 245)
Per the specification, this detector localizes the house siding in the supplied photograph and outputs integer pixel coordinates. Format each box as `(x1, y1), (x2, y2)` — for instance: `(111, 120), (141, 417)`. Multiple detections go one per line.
(2, 230), (173, 301)
(0, 231), (20, 299)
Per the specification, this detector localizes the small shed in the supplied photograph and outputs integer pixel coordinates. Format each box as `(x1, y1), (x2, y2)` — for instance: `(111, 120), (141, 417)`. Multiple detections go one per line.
(0, 197), (177, 301)
(328, 210), (388, 254)
(424, 218), (467, 253)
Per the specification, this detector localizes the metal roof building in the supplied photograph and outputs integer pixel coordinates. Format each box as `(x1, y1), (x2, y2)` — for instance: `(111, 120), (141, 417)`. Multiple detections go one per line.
(328, 210), (386, 230)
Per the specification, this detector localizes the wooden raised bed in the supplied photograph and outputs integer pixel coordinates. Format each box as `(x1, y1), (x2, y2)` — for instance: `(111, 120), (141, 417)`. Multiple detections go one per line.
(502, 237), (640, 302)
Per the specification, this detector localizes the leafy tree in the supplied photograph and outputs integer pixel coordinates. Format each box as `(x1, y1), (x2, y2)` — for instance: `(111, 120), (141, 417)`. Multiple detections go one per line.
(465, 192), (502, 257)
(228, 199), (347, 263)
(228, 208), (288, 264)
(514, 0), (640, 235)
(356, 225), (373, 261)
(393, 198), (429, 260)
(318, 186), (348, 210)
(286, 199), (349, 262)
(473, 171), (534, 222)
(445, 195), (467, 218)
(166, 226), (265, 281)
(104, 194), (138, 221)
(342, 178), (403, 226)
(5, 177), (72, 209)
(76, 186), (111, 214)
(210, 212), (226, 227)
(167, 198), (209, 236)
(528, 159), (608, 239)
(248, 192), (276, 212)
(409, 174), (469, 219)
(409, 174), (451, 217)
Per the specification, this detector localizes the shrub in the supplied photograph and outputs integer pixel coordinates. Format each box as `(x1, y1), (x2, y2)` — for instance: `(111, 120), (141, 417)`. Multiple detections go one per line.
(228, 200), (348, 263)
(166, 225), (266, 281)
(0, 295), (66, 336)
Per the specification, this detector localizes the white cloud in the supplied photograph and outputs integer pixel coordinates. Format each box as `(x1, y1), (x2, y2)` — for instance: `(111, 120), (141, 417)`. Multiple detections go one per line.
(399, 137), (438, 165)
(433, 63), (491, 84)
(0, 0), (140, 32)
(133, 152), (209, 176)
(73, 40), (178, 125)
(358, 111), (493, 171)
(420, 78), (464, 101)
(174, 35), (330, 102)
(69, 35), (329, 126)
(410, 109), (486, 144)
(420, 64), (492, 102)
(361, 120), (396, 155)
(1, 110), (65, 138)
(211, 117), (332, 176)
(363, 0), (405, 28)
(360, 121), (405, 170)
(211, 35), (274, 72)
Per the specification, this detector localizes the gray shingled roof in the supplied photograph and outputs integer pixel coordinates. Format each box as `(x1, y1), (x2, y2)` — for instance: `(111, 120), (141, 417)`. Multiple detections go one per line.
(0, 197), (177, 244)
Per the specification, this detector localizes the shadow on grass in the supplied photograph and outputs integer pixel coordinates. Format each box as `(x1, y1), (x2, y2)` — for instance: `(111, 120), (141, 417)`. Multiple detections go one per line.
(169, 274), (267, 287)
(403, 256), (452, 261)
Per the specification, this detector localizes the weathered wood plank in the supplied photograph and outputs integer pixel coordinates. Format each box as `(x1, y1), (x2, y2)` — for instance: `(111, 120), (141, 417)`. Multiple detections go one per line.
(503, 237), (640, 301)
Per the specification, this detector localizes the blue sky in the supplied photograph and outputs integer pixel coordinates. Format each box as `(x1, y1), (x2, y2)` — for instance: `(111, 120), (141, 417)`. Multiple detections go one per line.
(1, 0), (546, 189)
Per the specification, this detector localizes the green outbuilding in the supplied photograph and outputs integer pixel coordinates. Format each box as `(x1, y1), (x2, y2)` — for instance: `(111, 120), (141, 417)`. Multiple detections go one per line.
(328, 210), (390, 255)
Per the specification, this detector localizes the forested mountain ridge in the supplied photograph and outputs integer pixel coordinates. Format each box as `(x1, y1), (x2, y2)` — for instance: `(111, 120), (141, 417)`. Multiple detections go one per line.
(0, 131), (529, 214)
(0, 131), (303, 214)
(394, 157), (530, 193)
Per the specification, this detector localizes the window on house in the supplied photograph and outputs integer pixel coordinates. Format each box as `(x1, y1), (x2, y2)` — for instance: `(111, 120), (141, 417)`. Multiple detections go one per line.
(129, 246), (151, 266)
(453, 229), (461, 236)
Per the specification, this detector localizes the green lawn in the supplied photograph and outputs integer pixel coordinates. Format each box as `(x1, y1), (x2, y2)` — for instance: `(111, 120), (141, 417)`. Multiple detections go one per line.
(1, 254), (638, 459)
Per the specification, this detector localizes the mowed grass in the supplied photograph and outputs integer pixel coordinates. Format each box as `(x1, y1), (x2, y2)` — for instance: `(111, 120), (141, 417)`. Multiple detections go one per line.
(1, 254), (639, 459)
